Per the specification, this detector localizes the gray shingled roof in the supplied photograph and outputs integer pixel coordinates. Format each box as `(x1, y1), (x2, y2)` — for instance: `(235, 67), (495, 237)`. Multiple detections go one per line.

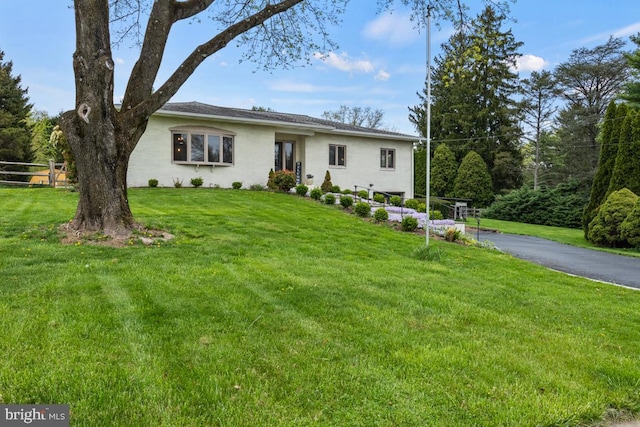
(157, 102), (417, 140)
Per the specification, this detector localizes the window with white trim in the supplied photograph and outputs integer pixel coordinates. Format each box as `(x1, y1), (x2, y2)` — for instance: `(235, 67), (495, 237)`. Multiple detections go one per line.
(380, 148), (395, 169)
(172, 128), (234, 165)
(329, 144), (346, 167)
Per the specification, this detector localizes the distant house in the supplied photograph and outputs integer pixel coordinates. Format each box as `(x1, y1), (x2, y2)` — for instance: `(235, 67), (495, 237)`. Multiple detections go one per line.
(128, 102), (418, 197)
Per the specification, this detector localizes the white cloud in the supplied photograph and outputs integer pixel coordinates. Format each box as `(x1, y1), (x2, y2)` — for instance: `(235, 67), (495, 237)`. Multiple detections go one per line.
(362, 12), (419, 46)
(313, 52), (374, 73)
(573, 21), (640, 47)
(515, 54), (548, 72)
(613, 21), (640, 38)
(375, 69), (391, 81)
(114, 57), (125, 65)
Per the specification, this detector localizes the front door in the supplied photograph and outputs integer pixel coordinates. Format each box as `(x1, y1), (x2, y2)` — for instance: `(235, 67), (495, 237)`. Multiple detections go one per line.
(274, 141), (294, 171)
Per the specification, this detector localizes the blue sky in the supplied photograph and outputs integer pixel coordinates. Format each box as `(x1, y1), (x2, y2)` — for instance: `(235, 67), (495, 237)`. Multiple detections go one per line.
(1, 1), (640, 135)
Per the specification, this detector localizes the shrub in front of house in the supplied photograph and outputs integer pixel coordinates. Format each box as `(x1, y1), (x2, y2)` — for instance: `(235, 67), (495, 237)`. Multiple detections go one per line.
(331, 185), (341, 193)
(417, 203), (426, 213)
(321, 170), (333, 193)
(310, 188), (323, 200)
(249, 184), (265, 191)
(373, 208), (389, 222)
(405, 199), (419, 210)
(430, 210), (444, 220)
(267, 168), (277, 190)
(340, 195), (353, 209)
(401, 216), (419, 232)
(295, 184), (308, 196)
(232, 181), (242, 189)
(357, 190), (369, 199)
(373, 193), (385, 203)
(173, 178), (183, 188)
(190, 177), (204, 188)
(342, 189), (353, 195)
(148, 179), (158, 188)
(354, 201), (371, 217)
(324, 193), (336, 205)
(273, 170), (296, 193)
(390, 195), (402, 207)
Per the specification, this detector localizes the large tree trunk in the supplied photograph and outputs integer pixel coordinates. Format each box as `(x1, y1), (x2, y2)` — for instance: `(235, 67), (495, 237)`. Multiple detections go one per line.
(59, 0), (144, 237)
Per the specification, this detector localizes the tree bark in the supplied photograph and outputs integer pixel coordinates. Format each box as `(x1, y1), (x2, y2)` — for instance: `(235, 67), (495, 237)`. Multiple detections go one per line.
(60, 0), (141, 237)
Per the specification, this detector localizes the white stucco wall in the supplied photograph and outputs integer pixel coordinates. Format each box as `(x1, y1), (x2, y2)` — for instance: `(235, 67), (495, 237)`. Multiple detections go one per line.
(128, 114), (415, 198)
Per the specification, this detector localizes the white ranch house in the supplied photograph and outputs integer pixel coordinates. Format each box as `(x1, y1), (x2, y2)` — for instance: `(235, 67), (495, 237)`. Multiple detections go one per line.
(128, 102), (418, 198)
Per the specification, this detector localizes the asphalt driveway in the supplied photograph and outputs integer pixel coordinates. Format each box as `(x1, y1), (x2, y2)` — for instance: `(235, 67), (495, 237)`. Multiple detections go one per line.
(477, 231), (640, 289)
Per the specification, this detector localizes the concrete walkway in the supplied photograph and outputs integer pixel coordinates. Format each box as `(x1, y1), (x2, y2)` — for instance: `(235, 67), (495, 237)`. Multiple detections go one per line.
(477, 231), (640, 289)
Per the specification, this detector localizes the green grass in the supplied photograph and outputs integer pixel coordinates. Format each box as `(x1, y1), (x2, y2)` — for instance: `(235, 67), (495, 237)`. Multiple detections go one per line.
(469, 217), (640, 258)
(2, 188), (640, 426)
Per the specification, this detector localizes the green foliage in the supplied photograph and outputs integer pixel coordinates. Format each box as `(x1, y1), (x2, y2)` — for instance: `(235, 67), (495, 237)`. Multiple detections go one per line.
(401, 216), (419, 232)
(409, 7), (523, 194)
(272, 170), (296, 193)
(148, 179), (158, 188)
(373, 193), (385, 203)
(295, 184), (308, 196)
(357, 190), (369, 199)
(310, 187), (323, 200)
(405, 199), (419, 210)
(621, 33), (640, 107)
(417, 203), (426, 213)
(373, 208), (389, 222)
(587, 188), (638, 247)
(0, 50), (33, 180)
(583, 102), (625, 235)
(608, 109), (640, 196)
(430, 144), (458, 197)
(430, 210), (444, 220)
(620, 198), (640, 248)
(267, 168), (277, 190)
(190, 177), (204, 188)
(324, 193), (336, 205)
(28, 110), (62, 164)
(341, 189), (353, 195)
(354, 201), (371, 217)
(412, 245), (443, 261)
(232, 181), (242, 190)
(321, 170), (333, 193)
(484, 181), (590, 229)
(453, 151), (494, 208)
(389, 195), (402, 207)
(173, 178), (182, 188)
(445, 227), (462, 242)
(249, 184), (265, 191)
(331, 185), (341, 193)
(339, 195), (353, 208)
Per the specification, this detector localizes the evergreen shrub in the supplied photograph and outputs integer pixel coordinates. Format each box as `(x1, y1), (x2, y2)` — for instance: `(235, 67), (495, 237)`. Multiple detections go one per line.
(354, 201), (371, 217)
(148, 179), (158, 188)
(390, 196), (403, 207)
(324, 193), (336, 205)
(373, 208), (389, 222)
(405, 199), (419, 210)
(340, 195), (354, 208)
(273, 170), (296, 192)
(331, 185), (341, 193)
(321, 171), (333, 193)
(310, 188), (323, 200)
(190, 177), (203, 188)
(620, 198), (640, 248)
(373, 193), (385, 203)
(587, 188), (638, 247)
(401, 216), (419, 231)
(232, 181), (242, 189)
(295, 184), (308, 196)
(357, 190), (369, 199)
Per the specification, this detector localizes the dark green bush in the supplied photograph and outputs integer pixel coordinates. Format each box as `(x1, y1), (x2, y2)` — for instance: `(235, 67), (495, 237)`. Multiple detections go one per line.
(354, 201), (371, 217)
(417, 203), (426, 213)
(232, 181), (242, 190)
(267, 169), (277, 190)
(390, 195), (402, 207)
(430, 210), (444, 220)
(310, 188), (323, 200)
(321, 171), (333, 193)
(620, 198), (640, 248)
(587, 188), (638, 247)
(373, 208), (389, 222)
(148, 179), (158, 188)
(331, 185), (341, 193)
(249, 184), (265, 191)
(342, 189), (353, 195)
(273, 170), (296, 193)
(453, 151), (494, 207)
(190, 177), (204, 188)
(373, 193), (385, 203)
(405, 199), (419, 210)
(401, 216), (419, 231)
(340, 195), (354, 208)
(357, 190), (369, 199)
(295, 184), (308, 196)
(324, 193), (336, 205)
(483, 181), (589, 229)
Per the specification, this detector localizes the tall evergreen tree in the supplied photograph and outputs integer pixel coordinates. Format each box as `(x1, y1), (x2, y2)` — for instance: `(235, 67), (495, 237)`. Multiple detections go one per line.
(414, 146), (426, 197)
(0, 50), (33, 176)
(554, 37), (629, 186)
(621, 33), (640, 107)
(608, 109), (640, 195)
(409, 6), (523, 195)
(582, 102), (626, 234)
(453, 151), (494, 207)
(430, 143), (457, 197)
